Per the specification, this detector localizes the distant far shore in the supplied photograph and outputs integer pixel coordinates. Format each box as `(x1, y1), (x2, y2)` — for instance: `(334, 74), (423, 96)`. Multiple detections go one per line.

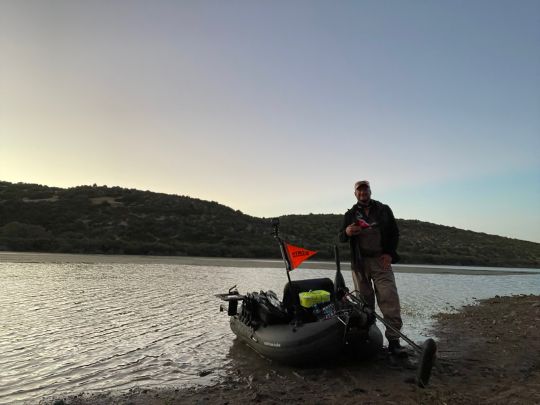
(2, 251), (539, 275)
(2, 181), (539, 268)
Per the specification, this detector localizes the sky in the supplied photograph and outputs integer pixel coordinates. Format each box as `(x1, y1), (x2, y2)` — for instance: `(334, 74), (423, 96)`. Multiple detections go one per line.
(1, 0), (539, 242)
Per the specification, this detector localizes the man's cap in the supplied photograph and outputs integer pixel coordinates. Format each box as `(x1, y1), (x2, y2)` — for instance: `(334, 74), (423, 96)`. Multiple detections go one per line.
(354, 180), (370, 190)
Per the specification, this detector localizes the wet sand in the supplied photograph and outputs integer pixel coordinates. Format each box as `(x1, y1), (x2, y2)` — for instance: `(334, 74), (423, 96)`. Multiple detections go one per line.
(41, 294), (540, 405)
(2, 251), (538, 275)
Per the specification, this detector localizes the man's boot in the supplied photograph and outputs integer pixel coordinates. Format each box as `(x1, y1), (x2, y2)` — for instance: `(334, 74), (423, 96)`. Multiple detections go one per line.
(388, 339), (408, 357)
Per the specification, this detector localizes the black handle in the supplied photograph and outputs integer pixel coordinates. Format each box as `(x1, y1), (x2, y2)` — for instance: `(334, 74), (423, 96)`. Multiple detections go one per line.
(334, 245), (341, 272)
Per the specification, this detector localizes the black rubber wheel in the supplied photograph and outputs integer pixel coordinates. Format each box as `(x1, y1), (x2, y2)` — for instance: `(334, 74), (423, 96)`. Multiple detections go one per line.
(416, 338), (437, 388)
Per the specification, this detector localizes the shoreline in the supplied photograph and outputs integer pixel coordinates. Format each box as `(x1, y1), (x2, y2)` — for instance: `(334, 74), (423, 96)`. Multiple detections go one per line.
(41, 294), (540, 405)
(2, 251), (539, 275)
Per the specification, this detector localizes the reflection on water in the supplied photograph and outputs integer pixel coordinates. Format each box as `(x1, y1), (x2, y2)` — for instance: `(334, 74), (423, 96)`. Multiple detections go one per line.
(0, 259), (539, 404)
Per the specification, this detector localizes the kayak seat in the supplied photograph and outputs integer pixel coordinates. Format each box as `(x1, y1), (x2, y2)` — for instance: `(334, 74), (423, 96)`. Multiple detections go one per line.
(282, 278), (335, 318)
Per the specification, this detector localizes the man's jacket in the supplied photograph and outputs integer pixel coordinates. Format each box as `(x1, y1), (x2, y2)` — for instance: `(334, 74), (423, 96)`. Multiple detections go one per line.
(338, 199), (400, 269)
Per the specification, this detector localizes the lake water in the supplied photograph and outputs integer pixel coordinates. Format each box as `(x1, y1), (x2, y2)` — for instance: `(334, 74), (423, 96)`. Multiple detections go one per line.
(1, 253), (539, 404)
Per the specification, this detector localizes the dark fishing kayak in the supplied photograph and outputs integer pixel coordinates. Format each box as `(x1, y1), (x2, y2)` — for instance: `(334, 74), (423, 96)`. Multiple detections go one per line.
(230, 314), (383, 365)
(218, 277), (383, 365)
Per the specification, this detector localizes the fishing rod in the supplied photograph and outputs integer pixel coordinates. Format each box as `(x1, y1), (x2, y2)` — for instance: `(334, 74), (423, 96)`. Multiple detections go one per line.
(333, 245), (437, 387)
(334, 245), (347, 299)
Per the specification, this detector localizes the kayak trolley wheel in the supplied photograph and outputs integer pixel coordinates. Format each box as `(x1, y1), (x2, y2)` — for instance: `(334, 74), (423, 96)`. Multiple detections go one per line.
(416, 338), (437, 388)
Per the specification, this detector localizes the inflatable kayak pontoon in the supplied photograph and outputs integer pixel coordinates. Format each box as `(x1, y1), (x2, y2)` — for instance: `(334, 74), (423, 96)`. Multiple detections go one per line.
(218, 277), (383, 365)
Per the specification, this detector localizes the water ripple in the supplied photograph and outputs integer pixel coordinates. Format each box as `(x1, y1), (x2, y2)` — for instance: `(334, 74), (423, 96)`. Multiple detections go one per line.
(0, 261), (539, 404)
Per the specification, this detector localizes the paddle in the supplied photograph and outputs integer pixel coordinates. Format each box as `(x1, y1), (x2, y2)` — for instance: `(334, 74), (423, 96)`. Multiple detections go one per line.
(333, 245), (437, 387)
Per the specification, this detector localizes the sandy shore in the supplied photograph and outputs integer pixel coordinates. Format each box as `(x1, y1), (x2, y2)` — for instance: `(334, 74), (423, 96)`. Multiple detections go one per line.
(2, 251), (538, 275)
(41, 294), (540, 405)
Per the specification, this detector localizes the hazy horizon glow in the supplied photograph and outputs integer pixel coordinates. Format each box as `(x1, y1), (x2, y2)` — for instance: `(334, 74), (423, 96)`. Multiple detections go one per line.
(1, 1), (539, 242)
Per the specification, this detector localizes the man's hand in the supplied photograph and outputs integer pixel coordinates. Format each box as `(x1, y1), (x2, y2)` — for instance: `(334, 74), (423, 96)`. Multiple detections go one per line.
(345, 223), (362, 237)
(379, 254), (392, 271)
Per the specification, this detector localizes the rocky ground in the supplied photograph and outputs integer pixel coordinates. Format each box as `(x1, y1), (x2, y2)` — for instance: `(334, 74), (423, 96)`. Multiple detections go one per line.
(43, 295), (540, 405)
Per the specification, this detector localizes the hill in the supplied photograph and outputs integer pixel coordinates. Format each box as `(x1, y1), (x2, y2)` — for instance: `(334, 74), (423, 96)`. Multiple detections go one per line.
(1, 181), (539, 268)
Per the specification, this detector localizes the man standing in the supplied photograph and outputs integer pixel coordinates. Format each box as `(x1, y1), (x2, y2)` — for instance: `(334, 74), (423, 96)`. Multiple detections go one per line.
(338, 180), (407, 356)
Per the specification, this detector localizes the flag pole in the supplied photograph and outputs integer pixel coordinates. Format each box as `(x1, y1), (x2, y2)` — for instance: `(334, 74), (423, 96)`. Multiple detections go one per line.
(271, 218), (292, 284)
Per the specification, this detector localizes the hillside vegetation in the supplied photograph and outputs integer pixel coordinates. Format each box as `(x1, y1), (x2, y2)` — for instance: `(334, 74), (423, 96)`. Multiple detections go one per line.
(1, 181), (538, 268)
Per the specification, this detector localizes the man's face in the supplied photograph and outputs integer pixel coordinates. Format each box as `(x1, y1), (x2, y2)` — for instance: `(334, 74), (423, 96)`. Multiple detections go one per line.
(355, 186), (371, 204)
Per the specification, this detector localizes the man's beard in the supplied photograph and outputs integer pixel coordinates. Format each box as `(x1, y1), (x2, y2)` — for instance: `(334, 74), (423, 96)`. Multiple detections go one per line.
(358, 198), (371, 207)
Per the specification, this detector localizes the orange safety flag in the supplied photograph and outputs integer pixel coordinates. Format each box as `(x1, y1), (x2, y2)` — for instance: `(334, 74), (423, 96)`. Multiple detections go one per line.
(284, 242), (318, 270)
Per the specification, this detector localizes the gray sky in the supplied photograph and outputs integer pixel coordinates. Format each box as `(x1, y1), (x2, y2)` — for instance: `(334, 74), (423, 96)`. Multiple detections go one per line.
(1, 0), (539, 242)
